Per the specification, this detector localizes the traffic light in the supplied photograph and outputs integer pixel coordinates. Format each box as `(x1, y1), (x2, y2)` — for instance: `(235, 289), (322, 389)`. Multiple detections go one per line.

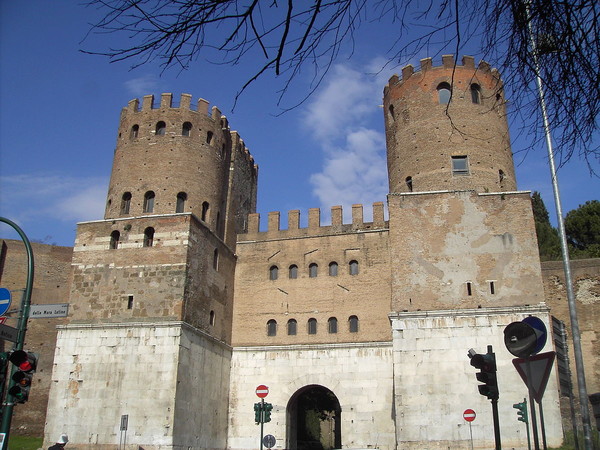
(7, 350), (38, 403)
(513, 399), (528, 423)
(254, 402), (262, 424)
(264, 402), (273, 423)
(468, 348), (498, 400)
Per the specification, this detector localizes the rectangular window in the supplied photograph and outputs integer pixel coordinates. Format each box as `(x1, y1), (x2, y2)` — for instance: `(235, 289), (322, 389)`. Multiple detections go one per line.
(127, 295), (134, 309)
(490, 281), (495, 295)
(452, 156), (469, 175)
(466, 282), (472, 296)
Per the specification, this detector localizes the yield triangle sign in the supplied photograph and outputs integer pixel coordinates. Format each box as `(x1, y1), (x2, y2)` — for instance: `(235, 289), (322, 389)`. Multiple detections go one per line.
(512, 351), (556, 403)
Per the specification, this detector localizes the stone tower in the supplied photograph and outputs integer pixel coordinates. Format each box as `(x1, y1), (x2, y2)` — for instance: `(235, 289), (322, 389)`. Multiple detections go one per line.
(383, 55), (516, 194)
(44, 94), (257, 449)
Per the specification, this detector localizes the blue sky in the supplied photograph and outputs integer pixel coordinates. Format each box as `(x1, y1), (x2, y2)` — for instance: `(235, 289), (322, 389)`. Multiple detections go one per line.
(1, 2), (598, 247)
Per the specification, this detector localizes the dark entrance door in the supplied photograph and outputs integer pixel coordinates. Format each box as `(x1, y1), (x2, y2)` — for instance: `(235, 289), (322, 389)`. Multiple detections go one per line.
(287, 385), (341, 450)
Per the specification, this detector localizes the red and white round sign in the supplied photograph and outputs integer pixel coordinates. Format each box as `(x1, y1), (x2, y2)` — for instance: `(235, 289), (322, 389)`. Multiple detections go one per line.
(256, 385), (269, 398)
(463, 409), (476, 422)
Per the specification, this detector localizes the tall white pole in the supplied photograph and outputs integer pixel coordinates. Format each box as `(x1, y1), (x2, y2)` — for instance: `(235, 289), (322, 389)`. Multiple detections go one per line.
(524, 3), (594, 448)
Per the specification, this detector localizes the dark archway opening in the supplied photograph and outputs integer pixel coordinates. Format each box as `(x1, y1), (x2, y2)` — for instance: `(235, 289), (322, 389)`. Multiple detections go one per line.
(287, 385), (341, 450)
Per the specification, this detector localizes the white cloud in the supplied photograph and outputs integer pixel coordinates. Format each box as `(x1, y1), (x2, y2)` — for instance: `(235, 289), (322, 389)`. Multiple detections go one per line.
(124, 75), (162, 96)
(303, 61), (394, 221)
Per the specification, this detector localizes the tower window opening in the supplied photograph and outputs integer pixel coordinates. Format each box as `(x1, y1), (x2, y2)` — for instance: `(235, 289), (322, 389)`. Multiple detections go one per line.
(471, 84), (482, 104)
(287, 319), (297, 335)
(210, 310), (215, 326)
(269, 265), (279, 281)
(490, 281), (496, 295)
(155, 121), (166, 136)
(289, 265), (298, 279)
(176, 192), (187, 213)
(349, 260), (359, 275)
(201, 202), (209, 221)
(130, 124), (139, 139)
(388, 104), (395, 121)
(206, 131), (214, 145)
(143, 227), (154, 247)
(267, 319), (277, 337)
(120, 192), (132, 215)
(143, 191), (155, 213)
(182, 122), (192, 136)
(309, 263), (318, 278)
(466, 282), (473, 296)
(328, 317), (338, 334)
(499, 170), (505, 183)
(308, 318), (317, 335)
(213, 249), (219, 270)
(406, 176), (413, 192)
(437, 82), (452, 104)
(329, 262), (338, 276)
(349, 315), (359, 333)
(127, 295), (134, 310)
(451, 156), (469, 176)
(110, 230), (120, 250)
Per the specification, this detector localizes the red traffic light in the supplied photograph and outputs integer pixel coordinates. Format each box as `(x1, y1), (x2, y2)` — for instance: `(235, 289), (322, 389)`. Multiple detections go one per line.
(8, 350), (37, 373)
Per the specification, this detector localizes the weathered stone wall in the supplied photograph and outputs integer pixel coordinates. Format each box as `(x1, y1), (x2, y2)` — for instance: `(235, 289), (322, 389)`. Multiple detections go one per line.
(388, 190), (544, 312)
(43, 322), (231, 449)
(383, 55), (516, 194)
(0, 239), (73, 437)
(542, 259), (600, 397)
(233, 204), (391, 346)
(227, 343), (395, 450)
(390, 305), (563, 449)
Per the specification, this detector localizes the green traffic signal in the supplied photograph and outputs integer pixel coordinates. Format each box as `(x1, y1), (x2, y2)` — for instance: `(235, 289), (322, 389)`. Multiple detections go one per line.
(254, 403), (262, 424)
(468, 349), (499, 400)
(264, 402), (273, 423)
(513, 399), (528, 423)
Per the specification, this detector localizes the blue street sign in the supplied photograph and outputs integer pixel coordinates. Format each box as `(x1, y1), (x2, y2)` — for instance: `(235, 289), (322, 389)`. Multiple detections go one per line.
(0, 288), (12, 316)
(522, 316), (547, 355)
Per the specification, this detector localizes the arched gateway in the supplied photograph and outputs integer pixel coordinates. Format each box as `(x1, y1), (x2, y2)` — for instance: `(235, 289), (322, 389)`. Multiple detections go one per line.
(286, 385), (341, 450)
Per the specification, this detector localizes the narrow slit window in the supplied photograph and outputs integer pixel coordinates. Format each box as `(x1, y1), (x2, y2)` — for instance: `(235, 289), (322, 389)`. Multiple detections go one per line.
(176, 192), (187, 213)
(120, 192), (132, 215)
(467, 282), (473, 296)
(213, 249), (219, 270)
(143, 191), (155, 213)
(471, 84), (482, 104)
(490, 281), (495, 295)
(406, 176), (413, 192)
(201, 202), (209, 221)
(127, 295), (134, 310)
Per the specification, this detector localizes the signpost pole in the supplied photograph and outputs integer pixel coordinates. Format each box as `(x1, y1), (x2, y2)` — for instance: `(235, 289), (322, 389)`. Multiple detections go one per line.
(468, 422), (473, 450)
(260, 398), (264, 450)
(525, 358), (541, 450)
(0, 217), (35, 450)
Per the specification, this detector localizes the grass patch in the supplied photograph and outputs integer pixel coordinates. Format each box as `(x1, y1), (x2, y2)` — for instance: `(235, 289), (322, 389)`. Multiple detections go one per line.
(7, 435), (43, 450)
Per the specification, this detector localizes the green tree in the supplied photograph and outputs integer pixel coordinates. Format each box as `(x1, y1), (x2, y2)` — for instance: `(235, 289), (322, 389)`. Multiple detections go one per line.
(565, 200), (600, 258)
(531, 192), (561, 261)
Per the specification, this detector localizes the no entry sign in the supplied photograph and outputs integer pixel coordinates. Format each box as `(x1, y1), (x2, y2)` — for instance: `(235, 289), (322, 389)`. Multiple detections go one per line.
(463, 409), (476, 422)
(256, 385), (269, 398)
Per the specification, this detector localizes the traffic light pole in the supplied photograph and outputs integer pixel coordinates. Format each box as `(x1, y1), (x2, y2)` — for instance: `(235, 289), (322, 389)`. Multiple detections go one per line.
(260, 399), (265, 450)
(0, 218), (35, 449)
(491, 397), (501, 450)
(525, 358), (541, 450)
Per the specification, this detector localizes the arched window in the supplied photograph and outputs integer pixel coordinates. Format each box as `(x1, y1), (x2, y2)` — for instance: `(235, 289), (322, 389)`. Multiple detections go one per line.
(269, 265), (278, 281)
(309, 263), (318, 278)
(176, 192), (187, 213)
(143, 191), (155, 213)
(499, 170), (505, 182)
(182, 122), (192, 136)
(388, 104), (395, 121)
(406, 176), (413, 192)
(201, 202), (210, 221)
(210, 310), (215, 326)
(349, 260), (359, 275)
(471, 84), (482, 104)
(267, 319), (277, 337)
(308, 318), (317, 335)
(109, 230), (120, 250)
(328, 262), (338, 276)
(143, 227), (154, 247)
(437, 82), (451, 105)
(155, 121), (166, 135)
(120, 192), (132, 215)
(328, 317), (338, 334)
(206, 131), (214, 145)
(130, 124), (139, 139)
(287, 319), (297, 335)
(213, 249), (219, 270)
(349, 315), (359, 333)
(289, 265), (298, 279)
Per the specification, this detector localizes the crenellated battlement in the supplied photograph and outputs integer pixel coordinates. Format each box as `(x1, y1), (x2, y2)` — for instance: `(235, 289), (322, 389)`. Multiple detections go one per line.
(240, 202), (387, 240)
(384, 55), (501, 94)
(122, 93), (224, 117)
